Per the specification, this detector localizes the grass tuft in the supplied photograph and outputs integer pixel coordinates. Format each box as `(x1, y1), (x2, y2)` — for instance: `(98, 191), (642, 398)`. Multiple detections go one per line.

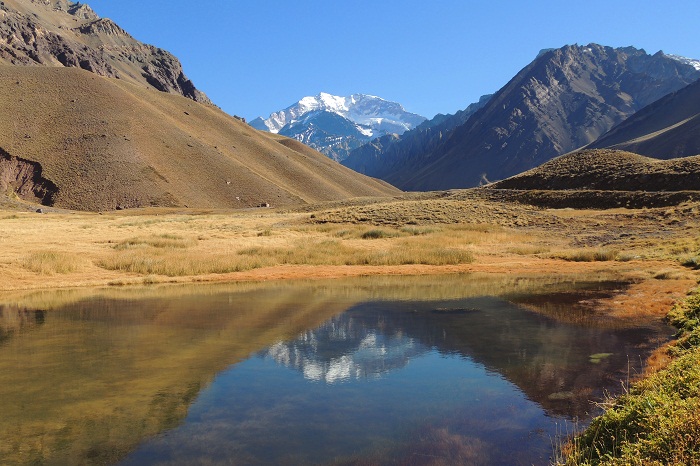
(361, 229), (398, 239)
(400, 226), (438, 236)
(22, 251), (83, 275)
(113, 234), (195, 250)
(680, 255), (700, 269)
(97, 250), (272, 276)
(555, 248), (618, 262)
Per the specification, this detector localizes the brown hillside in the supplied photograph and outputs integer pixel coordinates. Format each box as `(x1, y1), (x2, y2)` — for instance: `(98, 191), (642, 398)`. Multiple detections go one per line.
(489, 149), (700, 192)
(0, 65), (399, 211)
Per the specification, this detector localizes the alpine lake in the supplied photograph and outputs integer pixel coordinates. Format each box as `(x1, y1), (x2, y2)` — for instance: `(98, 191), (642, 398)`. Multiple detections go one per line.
(0, 274), (674, 465)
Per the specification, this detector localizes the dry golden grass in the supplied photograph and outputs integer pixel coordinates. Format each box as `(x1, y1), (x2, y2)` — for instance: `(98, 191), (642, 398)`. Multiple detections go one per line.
(20, 250), (86, 275)
(97, 250), (273, 276)
(553, 248), (619, 262)
(112, 234), (197, 250)
(0, 193), (698, 291)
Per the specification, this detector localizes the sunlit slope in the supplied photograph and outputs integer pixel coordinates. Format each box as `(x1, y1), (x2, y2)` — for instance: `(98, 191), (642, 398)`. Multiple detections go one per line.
(0, 65), (399, 211)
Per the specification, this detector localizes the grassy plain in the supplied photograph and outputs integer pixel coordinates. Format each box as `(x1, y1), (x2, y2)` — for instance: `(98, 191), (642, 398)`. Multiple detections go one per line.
(1, 190), (698, 296)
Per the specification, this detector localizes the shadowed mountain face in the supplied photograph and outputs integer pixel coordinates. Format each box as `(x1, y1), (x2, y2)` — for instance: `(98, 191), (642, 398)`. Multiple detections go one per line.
(590, 77), (700, 158)
(277, 110), (375, 162)
(0, 0), (210, 103)
(345, 44), (700, 191)
(342, 95), (492, 179)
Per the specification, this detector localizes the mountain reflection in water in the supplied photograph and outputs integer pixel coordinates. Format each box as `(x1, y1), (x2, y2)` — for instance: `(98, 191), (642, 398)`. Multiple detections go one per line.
(0, 275), (674, 465)
(259, 295), (671, 418)
(122, 289), (671, 465)
(264, 317), (424, 383)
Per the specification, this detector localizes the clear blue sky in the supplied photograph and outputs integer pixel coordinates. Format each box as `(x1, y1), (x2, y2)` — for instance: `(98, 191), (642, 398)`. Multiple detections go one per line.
(86, 0), (700, 121)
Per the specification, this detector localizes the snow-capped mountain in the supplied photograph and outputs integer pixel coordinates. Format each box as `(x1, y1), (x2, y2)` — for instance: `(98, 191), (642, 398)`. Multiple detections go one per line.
(666, 54), (700, 71)
(250, 93), (426, 161)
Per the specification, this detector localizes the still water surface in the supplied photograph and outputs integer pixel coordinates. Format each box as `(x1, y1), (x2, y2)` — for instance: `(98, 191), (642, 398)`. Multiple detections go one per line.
(0, 275), (673, 465)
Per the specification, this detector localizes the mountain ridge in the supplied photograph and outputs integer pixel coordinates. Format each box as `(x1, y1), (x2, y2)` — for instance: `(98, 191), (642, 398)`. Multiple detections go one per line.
(590, 76), (700, 158)
(344, 44), (700, 191)
(0, 0), (210, 103)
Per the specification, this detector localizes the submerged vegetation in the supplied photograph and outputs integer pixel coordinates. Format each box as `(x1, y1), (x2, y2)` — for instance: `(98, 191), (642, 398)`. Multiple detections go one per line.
(561, 291), (700, 465)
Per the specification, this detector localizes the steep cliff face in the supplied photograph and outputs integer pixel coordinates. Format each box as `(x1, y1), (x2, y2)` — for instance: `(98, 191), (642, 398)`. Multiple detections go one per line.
(0, 147), (57, 205)
(0, 0), (210, 103)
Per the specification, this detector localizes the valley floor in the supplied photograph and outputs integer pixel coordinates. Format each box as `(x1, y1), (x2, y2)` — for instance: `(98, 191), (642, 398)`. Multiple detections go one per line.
(1, 190), (698, 317)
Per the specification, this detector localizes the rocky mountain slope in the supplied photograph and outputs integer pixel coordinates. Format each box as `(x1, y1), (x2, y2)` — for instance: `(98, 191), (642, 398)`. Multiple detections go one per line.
(346, 44), (700, 191)
(342, 95), (492, 180)
(0, 0), (210, 103)
(250, 93), (426, 161)
(590, 77), (700, 158)
(0, 65), (399, 211)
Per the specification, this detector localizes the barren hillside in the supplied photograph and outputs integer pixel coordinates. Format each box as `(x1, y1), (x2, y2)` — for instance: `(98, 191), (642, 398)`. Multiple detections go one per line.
(591, 78), (700, 158)
(0, 65), (399, 211)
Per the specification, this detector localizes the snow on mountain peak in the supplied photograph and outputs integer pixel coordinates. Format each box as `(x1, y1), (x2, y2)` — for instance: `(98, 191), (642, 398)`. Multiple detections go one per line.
(252, 92), (427, 161)
(254, 92), (425, 136)
(666, 54), (700, 71)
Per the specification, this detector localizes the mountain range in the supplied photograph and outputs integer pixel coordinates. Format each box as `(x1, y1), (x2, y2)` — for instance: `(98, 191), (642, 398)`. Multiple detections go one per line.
(250, 93), (426, 161)
(3, 0), (700, 211)
(343, 94), (492, 180)
(341, 44), (700, 190)
(0, 0), (399, 211)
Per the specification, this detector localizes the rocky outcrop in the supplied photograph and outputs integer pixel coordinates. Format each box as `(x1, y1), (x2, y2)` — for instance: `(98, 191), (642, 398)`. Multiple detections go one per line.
(0, 147), (58, 205)
(0, 0), (211, 103)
